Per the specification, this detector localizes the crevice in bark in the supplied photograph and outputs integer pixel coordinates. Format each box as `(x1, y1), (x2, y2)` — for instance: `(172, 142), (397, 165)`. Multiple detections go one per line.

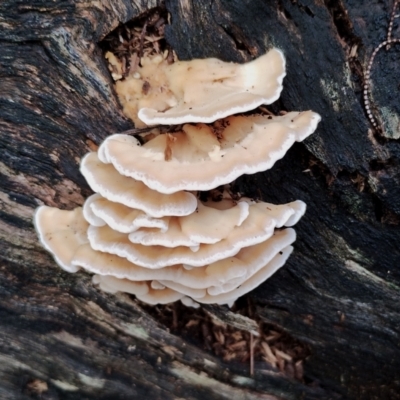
(289, 0), (315, 18)
(209, 2), (257, 58)
(324, 0), (360, 47)
(323, 0), (373, 137)
(277, 0), (293, 22)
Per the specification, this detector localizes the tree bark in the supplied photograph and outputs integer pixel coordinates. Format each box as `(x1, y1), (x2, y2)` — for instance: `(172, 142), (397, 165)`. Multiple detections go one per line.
(1, 0), (399, 399)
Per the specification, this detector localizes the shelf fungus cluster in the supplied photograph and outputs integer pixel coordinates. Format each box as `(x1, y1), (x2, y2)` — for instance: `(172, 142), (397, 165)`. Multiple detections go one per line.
(34, 48), (321, 307)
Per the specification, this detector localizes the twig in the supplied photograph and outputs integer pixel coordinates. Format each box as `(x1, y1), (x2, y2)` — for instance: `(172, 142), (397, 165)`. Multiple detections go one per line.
(250, 332), (254, 376)
(138, 20), (148, 62)
(114, 127), (157, 136)
(172, 302), (178, 330)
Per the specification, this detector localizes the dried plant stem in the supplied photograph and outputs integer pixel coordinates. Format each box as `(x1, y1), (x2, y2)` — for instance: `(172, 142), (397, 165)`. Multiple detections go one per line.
(138, 21), (148, 61)
(250, 332), (254, 376)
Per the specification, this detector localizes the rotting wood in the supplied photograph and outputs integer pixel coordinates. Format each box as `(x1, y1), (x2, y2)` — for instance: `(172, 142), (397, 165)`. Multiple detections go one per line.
(0, 0), (399, 399)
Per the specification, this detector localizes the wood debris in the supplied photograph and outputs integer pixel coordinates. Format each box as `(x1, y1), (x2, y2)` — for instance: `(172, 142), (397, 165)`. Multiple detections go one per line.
(101, 7), (173, 81)
(140, 300), (311, 383)
(26, 379), (48, 395)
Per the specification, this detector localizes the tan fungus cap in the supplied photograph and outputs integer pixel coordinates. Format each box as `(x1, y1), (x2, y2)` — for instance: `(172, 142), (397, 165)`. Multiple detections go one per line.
(98, 111), (321, 194)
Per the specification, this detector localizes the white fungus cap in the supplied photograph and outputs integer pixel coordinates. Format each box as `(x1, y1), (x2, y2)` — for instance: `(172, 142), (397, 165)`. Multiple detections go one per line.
(180, 296), (200, 308)
(90, 237), (294, 306)
(72, 243), (248, 289)
(86, 200), (300, 269)
(34, 203), (300, 306)
(82, 194), (106, 227)
(98, 111), (321, 194)
(92, 275), (184, 304)
(157, 228), (295, 295)
(88, 194), (170, 234)
(205, 228), (296, 295)
(127, 199), (249, 248)
(137, 48), (286, 125)
(80, 152), (197, 217)
(92, 274), (148, 296)
(192, 245), (294, 305)
(135, 287), (184, 305)
(34, 206), (89, 273)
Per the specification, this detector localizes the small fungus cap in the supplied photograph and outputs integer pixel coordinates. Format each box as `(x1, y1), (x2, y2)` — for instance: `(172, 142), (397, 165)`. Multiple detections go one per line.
(34, 206), (89, 273)
(92, 274), (149, 296)
(83, 193), (106, 227)
(92, 275), (184, 305)
(127, 199), (249, 248)
(87, 194), (170, 234)
(80, 152), (197, 217)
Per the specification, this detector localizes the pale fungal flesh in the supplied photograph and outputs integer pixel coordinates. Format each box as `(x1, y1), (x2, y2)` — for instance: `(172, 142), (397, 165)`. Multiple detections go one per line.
(34, 200), (300, 306)
(87, 194), (170, 233)
(74, 243), (249, 288)
(86, 201), (300, 269)
(80, 152), (197, 217)
(34, 206), (88, 273)
(34, 48), (321, 307)
(189, 246), (294, 306)
(114, 48), (286, 127)
(74, 228), (295, 292)
(127, 200), (249, 247)
(89, 243), (293, 306)
(92, 274), (148, 296)
(82, 193), (106, 227)
(98, 111), (321, 194)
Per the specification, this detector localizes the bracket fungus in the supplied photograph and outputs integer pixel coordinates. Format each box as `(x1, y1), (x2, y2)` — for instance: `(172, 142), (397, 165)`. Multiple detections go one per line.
(115, 48), (286, 127)
(80, 152), (197, 217)
(98, 111), (320, 194)
(34, 48), (321, 308)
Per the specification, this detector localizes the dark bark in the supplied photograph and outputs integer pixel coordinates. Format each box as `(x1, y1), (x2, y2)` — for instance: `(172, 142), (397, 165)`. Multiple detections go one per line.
(1, 0), (399, 399)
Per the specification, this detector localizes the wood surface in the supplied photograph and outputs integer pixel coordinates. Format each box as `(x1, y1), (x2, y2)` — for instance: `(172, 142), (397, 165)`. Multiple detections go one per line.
(1, 0), (399, 399)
